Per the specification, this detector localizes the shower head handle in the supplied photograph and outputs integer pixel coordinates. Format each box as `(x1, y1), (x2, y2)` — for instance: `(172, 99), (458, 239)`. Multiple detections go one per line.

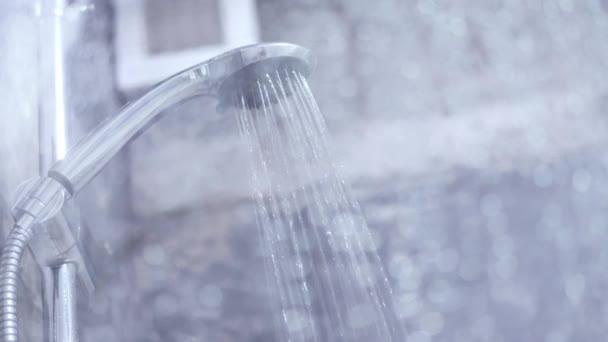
(47, 43), (313, 196)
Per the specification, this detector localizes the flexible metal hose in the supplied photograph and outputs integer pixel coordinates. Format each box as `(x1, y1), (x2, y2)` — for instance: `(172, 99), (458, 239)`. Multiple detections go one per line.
(0, 218), (34, 342)
(0, 177), (66, 342)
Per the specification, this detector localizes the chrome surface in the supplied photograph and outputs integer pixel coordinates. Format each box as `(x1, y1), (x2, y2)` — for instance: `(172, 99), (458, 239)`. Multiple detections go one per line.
(52, 263), (78, 342)
(0, 215), (36, 342)
(4, 176), (90, 342)
(34, 3), (95, 342)
(37, 0), (73, 172)
(11, 178), (66, 222)
(49, 43), (313, 196)
(1, 177), (68, 342)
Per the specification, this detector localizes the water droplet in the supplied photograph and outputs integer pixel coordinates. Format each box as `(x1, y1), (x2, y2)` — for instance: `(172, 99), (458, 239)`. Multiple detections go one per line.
(388, 255), (414, 279)
(153, 292), (178, 317)
(419, 311), (444, 335)
(557, 0), (574, 13)
(448, 17), (467, 36)
(493, 255), (517, 279)
(459, 257), (481, 281)
(480, 193), (503, 217)
(283, 309), (308, 333)
(407, 330), (432, 342)
(417, 0), (438, 15)
(565, 274), (585, 305)
(396, 293), (421, 319)
(435, 248), (460, 273)
(533, 164), (553, 188)
(198, 285), (223, 309)
(546, 329), (569, 342)
(143, 244), (166, 267)
(572, 168), (592, 192)
(348, 303), (377, 329)
(471, 314), (495, 340)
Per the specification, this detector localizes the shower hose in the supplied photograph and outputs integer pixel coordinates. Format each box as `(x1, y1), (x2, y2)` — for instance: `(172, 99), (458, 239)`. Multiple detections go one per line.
(0, 177), (66, 342)
(0, 217), (35, 342)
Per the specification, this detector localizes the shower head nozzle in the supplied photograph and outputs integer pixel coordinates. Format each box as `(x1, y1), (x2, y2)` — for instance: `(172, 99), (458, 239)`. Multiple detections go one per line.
(212, 43), (314, 111)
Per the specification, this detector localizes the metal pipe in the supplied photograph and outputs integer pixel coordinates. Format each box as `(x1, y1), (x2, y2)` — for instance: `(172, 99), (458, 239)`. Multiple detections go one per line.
(37, 0), (86, 171)
(52, 263), (77, 342)
(41, 267), (53, 342)
(35, 3), (84, 342)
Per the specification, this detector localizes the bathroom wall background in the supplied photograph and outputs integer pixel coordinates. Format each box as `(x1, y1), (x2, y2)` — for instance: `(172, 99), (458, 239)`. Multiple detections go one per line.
(119, 1), (608, 341)
(1, 0), (608, 341)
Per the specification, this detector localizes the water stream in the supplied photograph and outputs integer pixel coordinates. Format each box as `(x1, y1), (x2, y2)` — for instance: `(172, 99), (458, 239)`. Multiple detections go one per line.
(235, 69), (405, 341)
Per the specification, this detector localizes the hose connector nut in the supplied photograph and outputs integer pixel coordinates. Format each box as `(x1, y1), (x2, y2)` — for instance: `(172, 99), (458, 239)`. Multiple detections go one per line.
(11, 177), (68, 223)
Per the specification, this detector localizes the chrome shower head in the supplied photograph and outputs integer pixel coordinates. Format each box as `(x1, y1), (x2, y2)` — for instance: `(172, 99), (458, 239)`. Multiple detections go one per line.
(46, 43), (314, 196)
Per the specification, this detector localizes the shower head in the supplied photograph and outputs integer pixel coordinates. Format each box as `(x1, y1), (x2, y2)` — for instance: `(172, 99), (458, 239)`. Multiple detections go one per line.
(45, 43), (314, 196)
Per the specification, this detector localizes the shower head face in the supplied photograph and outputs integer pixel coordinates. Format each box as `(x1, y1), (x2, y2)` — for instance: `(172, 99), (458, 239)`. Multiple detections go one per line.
(210, 43), (314, 111)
